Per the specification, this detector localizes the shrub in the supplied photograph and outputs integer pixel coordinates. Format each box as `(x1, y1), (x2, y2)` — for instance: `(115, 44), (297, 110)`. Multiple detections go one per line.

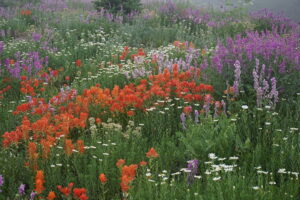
(93, 0), (141, 15)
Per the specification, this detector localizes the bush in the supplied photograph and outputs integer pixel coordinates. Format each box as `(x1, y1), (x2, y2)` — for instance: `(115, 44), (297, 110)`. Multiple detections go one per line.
(93, 0), (141, 15)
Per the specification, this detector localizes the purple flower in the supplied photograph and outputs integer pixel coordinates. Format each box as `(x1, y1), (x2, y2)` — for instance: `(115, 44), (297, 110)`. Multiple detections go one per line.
(233, 60), (241, 96)
(18, 184), (25, 196)
(32, 32), (42, 42)
(0, 175), (3, 192)
(180, 112), (186, 129)
(30, 191), (36, 200)
(194, 110), (199, 123)
(187, 159), (199, 184)
(0, 41), (4, 54)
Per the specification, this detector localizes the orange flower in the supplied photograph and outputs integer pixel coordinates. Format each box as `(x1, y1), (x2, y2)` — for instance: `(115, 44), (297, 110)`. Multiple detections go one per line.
(47, 191), (56, 200)
(99, 173), (107, 184)
(116, 159), (125, 168)
(57, 182), (74, 197)
(96, 118), (102, 124)
(139, 161), (147, 166)
(183, 106), (192, 115)
(146, 148), (159, 158)
(28, 142), (37, 160)
(127, 110), (134, 117)
(65, 139), (74, 156)
(9, 59), (15, 65)
(120, 164), (138, 192)
(35, 170), (45, 194)
(77, 140), (85, 153)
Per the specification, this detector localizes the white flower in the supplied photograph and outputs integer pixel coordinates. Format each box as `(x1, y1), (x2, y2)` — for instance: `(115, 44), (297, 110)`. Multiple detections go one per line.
(241, 105), (248, 110)
(269, 181), (276, 185)
(252, 186), (259, 190)
(229, 156), (239, 160)
(103, 153), (109, 156)
(212, 176), (221, 181)
(278, 168), (287, 174)
(146, 173), (152, 177)
(208, 153), (217, 160)
(180, 168), (192, 173)
(171, 172), (181, 176)
(265, 122), (271, 126)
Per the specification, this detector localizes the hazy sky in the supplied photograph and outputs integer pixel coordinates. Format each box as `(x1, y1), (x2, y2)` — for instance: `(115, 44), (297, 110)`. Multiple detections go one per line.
(191, 0), (300, 22)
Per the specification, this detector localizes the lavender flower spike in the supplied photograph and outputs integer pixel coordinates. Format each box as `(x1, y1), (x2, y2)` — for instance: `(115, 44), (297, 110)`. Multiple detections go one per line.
(180, 112), (186, 130)
(18, 184), (25, 196)
(30, 191), (36, 200)
(187, 159), (199, 184)
(0, 175), (3, 192)
(233, 60), (241, 96)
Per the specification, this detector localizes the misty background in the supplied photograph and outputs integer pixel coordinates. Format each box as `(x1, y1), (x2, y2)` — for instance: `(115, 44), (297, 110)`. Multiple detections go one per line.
(190, 0), (300, 22)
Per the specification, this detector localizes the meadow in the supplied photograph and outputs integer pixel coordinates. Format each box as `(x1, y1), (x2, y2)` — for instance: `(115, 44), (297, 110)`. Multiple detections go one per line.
(0, 0), (299, 199)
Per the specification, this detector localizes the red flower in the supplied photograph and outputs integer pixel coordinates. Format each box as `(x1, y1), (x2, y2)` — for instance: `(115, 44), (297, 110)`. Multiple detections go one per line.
(116, 159), (125, 168)
(76, 59), (82, 67)
(146, 148), (159, 158)
(47, 191), (56, 200)
(127, 110), (134, 117)
(99, 173), (107, 184)
(139, 161), (147, 166)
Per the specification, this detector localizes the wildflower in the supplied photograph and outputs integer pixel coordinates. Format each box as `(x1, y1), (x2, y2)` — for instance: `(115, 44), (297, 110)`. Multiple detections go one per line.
(146, 148), (159, 158)
(208, 153), (217, 160)
(140, 161), (147, 166)
(73, 188), (88, 199)
(241, 105), (248, 110)
(127, 110), (134, 117)
(187, 159), (199, 184)
(180, 113), (186, 129)
(30, 191), (36, 200)
(65, 139), (74, 156)
(183, 106), (192, 115)
(32, 32), (42, 42)
(35, 170), (45, 194)
(213, 176), (221, 181)
(116, 159), (126, 168)
(120, 164), (138, 192)
(99, 173), (107, 184)
(47, 191), (56, 200)
(76, 59), (82, 67)
(0, 175), (3, 192)
(77, 140), (85, 153)
(57, 182), (74, 197)
(19, 184), (26, 196)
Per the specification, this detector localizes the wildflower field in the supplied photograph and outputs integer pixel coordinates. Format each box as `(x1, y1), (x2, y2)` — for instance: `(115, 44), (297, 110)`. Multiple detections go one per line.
(0, 0), (300, 199)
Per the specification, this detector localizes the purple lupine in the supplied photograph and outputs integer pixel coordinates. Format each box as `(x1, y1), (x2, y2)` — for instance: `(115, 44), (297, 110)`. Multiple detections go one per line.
(269, 77), (279, 107)
(0, 41), (4, 54)
(203, 103), (210, 118)
(221, 100), (227, 115)
(0, 175), (3, 192)
(30, 191), (36, 200)
(180, 112), (186, 130)
(187, 159), (199, 185)
(233, 60), (241, 96)
(32, 32), (42, 42)
(18, 184), (26, 196)
(194, 110), (199, 123)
